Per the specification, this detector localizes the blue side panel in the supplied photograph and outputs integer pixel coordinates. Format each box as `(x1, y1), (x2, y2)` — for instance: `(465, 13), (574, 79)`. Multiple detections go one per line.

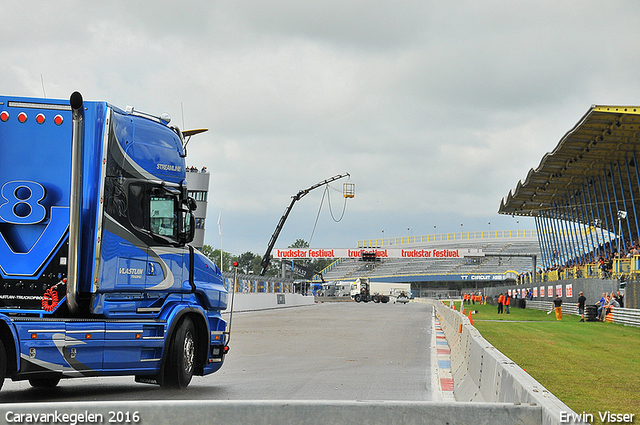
(78, 101), (107, 294)
(193, 251), (228, 310)
(0, 96), (75, 311)
(64, 322), (105, 373)
(103, 322), (165, 371)
(99, 230), (148, 292)
(15, 321), (68, 376)
(0, 96), (107, 311)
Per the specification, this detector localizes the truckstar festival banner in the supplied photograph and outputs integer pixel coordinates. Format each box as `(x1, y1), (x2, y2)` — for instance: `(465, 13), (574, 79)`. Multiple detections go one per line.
(273, 248), (469, 259)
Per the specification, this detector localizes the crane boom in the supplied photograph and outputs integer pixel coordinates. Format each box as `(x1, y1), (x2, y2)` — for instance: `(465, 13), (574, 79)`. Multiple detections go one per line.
(260, 173), (350, 275)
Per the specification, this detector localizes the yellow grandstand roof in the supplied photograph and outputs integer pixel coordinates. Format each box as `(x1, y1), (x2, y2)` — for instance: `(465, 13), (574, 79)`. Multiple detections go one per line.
(499, 105), (640, 217)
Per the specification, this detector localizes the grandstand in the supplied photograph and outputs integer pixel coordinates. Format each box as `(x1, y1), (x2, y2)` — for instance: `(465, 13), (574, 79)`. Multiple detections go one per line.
(321, 231), (540, 293)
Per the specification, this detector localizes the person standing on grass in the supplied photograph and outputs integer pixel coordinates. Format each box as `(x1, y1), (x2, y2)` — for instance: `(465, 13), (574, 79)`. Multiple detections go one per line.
(577, 291), (587, 322)
(497, 293), (504, 314)
(597, 292), (607, 321)
(553, 295), (563, 320)
(505, 294), (511, 314)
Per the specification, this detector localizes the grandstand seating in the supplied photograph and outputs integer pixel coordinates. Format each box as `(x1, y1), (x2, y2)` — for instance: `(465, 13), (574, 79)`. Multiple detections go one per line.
(323, 236), (540, 281)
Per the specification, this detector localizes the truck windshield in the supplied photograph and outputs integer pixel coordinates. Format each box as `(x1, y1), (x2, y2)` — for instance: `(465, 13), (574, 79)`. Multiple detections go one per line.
(150, 195), (177, 238)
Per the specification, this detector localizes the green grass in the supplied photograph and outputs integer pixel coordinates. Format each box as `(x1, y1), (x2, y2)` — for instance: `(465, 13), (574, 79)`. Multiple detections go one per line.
(460, 302), (640, 423)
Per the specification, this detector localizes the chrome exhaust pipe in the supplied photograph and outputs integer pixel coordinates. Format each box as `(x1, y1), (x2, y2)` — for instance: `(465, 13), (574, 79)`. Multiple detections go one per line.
(67, 91), (84, 315)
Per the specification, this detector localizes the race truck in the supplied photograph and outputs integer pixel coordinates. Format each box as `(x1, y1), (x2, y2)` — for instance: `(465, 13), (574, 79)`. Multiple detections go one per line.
(350, 278), (411, 303)
(0, 92), (229, 390)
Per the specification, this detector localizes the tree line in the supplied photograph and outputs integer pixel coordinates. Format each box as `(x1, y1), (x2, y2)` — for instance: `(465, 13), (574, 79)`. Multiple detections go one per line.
(200, 239), (333, 277)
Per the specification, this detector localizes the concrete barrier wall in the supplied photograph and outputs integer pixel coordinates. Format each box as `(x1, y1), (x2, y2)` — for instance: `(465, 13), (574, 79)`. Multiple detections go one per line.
(426, 299), (582, 425)
(224, 293), (315, 312)
(0, 400), (543, 425)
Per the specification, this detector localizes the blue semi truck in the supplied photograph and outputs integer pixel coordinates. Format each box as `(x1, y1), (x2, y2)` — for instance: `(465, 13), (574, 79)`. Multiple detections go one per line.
(0, 92), (228, 389)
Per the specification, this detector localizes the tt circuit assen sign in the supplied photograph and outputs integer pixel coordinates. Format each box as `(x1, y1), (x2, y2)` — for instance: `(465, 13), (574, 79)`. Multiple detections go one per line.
(273, 248), (481, 259)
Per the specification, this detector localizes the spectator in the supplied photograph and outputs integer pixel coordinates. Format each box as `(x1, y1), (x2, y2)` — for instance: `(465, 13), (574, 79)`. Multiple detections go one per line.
(505, 294), (511, 314)
(553, 295), (563, 320)
(603, 294), (620, 320)
(577, 291), (586, 322)
(596, 292), (607, 320)
(497, 293), (504, 314)
(616, 290), (624, 308)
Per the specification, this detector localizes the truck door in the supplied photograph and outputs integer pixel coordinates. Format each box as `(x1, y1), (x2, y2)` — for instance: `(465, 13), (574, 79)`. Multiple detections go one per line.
(145, 191), (186, 292)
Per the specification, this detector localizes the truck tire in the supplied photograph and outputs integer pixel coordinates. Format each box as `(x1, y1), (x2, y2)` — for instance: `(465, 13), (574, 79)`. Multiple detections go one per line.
(354, 295), (361, 303)
(29, 378), (60, 388)
(162, 317), (196, 389)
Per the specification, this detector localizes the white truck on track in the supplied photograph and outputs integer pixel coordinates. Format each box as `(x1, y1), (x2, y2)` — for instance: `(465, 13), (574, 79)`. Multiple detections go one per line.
(350, 278), (411, 304)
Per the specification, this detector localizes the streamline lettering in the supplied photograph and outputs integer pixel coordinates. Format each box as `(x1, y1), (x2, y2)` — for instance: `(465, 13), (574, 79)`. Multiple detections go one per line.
(157, 163), (181, 172)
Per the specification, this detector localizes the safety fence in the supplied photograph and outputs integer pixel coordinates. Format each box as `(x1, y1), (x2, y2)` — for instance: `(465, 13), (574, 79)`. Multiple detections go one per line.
(519, 255), (640, 284)
(425, 299), (581, 425)
(221, 271), (296, 294)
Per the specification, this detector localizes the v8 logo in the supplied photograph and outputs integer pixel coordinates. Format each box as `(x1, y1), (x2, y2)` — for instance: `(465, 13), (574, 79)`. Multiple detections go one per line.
(0, 181), (69, 277)
(0, 181), (48, 224)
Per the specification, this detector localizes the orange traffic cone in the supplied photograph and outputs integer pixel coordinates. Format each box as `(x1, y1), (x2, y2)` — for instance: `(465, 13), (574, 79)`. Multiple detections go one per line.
(462, 307), (465, 315)
(468, 310), (473, 325)
(450, 301), (454, 309)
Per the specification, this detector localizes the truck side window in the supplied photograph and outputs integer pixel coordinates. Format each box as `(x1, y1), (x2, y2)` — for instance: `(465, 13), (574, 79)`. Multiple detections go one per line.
(150, 195), (177, 239)
(128, 183), (145, 229)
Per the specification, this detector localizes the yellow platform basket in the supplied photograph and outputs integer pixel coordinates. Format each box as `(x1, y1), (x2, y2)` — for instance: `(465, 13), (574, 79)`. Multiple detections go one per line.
(343, 182), (355, 198)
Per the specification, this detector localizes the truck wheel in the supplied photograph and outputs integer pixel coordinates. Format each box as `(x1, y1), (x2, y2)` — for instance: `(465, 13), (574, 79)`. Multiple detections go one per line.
(162, 317), (196, 389)
(29, 378), (60, 388)
(354, 295), (361, 303)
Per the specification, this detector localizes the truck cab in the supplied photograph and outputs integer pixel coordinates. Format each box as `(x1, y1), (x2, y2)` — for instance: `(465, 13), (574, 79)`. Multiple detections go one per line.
(350, 278), (389, 303)
(0, 92), (228, 389)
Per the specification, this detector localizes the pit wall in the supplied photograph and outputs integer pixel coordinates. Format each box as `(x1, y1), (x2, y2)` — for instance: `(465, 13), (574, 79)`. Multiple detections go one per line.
(223, 293), (315, 313)
(424, 299), (582, 425)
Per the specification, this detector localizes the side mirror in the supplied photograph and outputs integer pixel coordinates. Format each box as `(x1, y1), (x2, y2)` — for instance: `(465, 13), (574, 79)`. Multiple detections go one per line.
(187, 197), (197, 212)
(179, 211), (196, 244)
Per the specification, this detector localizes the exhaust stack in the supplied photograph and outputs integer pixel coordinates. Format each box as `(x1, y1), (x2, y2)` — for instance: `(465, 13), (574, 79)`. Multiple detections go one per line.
(67, 91), (84, 315)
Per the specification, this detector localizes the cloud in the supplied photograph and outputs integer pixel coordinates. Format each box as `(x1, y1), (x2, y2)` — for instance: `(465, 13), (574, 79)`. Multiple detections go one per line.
(3, 1), (640, 254)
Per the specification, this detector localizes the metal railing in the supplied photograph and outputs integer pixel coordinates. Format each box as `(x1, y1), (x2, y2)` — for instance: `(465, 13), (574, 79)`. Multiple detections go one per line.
(524, 300), (640, 328)
(357, 229), (536, 248)
(517, 255), (640, 284)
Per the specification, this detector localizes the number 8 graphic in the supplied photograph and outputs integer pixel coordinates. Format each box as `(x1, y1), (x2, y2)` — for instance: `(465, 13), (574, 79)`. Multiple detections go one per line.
(0, 181), (47, 225)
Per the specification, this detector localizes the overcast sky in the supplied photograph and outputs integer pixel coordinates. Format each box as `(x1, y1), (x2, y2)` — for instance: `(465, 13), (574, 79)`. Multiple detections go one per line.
(4, 1), (640, 256)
